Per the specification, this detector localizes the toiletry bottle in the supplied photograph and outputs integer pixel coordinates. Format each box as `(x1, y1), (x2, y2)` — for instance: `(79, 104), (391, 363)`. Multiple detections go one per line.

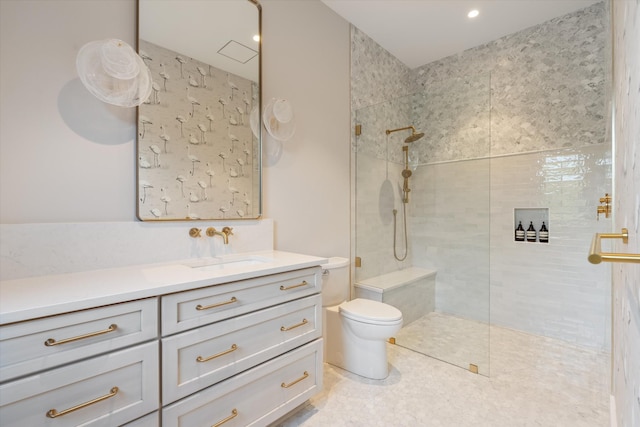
(515, 221), (525, 241)
(539, 221), (549, 243)
(526, 221), (537, 242)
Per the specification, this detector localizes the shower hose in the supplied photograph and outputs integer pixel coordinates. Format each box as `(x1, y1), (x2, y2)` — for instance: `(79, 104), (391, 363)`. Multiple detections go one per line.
(393, 204), (408, 261)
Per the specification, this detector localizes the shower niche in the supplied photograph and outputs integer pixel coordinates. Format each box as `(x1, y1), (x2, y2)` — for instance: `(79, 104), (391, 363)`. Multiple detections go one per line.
(514, 208), (549, 243)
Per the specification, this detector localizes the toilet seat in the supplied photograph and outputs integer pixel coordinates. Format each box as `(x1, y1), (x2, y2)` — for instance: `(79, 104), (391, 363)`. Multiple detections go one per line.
(339, 298), (402, 325)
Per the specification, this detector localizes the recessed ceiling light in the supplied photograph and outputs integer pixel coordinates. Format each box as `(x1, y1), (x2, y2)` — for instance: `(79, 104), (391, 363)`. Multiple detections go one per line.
(468, 9), (479, 18)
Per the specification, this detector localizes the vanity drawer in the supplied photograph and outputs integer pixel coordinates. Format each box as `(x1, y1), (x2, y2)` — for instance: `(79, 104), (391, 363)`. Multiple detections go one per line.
(161, 266), (321, 335)
(123, 411), (159, 427)
(0, 298), (158, 382)
(0, 341), (159, 427)
(162, 294), (321, 404)
(162, 339), (322, 427)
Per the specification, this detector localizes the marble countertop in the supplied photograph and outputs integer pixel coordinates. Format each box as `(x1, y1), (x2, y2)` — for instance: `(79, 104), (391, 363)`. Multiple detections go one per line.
(0, 250), (327, 325)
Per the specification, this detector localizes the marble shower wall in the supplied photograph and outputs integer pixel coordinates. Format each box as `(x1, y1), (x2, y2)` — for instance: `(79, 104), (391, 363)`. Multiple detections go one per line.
(611, 0), (640, 424)
(352, 2), (611, 349)
(410, 1), (607, 164)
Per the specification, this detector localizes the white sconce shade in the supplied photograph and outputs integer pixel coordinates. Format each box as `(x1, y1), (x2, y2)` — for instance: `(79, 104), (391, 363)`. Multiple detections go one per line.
(263, 98), (295, 141)
(76, 39), (152, 107)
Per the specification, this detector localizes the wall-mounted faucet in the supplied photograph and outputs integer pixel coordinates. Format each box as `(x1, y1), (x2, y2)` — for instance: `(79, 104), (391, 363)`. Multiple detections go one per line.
(206, 226), (234, 244)
(596, 193), (611, 220)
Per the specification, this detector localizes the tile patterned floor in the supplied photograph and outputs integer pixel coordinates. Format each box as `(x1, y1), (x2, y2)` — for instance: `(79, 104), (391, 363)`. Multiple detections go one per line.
(395, 312), (490, 376)
(275, 316), (610, 427)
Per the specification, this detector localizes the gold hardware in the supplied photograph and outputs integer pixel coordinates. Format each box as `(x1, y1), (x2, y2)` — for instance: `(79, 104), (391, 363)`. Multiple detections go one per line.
(355, 124), (362, 136)
(280, 318), (308, 331)
(386, 126), (415, 135)
(197, 344), (238, 363)
(189, 227), (202, 238)
(206, 226), (234, 244)
(388, 337), (396, 344)
(46, 387), (118, 418)
(469, 364), (479, 374)
(596, 193), (612, 220)
(355, 256), (361, 267)
(196, 296), (238, 311)
(44, 324), (117, 347)
(212, 409), (238, 427)
(281, 371), (309, 388)
(279, 280), (308, 291)
(589, 228), (640, 264)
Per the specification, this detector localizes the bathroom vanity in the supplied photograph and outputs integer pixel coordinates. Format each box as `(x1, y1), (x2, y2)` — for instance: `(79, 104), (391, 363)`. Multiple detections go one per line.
(0, 251), (326, 426)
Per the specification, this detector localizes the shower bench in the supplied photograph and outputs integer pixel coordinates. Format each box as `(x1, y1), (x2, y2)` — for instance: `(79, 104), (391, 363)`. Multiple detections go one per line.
(354, 267), (436, 326)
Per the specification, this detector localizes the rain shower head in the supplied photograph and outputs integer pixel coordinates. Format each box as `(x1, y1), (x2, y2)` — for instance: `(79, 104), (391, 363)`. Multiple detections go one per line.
(405, 131), (425, 143)
(385, 125), (425, 143)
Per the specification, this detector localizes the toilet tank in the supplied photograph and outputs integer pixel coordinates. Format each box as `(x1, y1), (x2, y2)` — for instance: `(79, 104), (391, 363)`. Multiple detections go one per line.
(321, 257), (350, 306)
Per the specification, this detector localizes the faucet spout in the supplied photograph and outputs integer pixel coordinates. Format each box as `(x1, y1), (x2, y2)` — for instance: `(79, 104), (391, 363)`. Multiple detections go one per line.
(206, 226), (234, 244)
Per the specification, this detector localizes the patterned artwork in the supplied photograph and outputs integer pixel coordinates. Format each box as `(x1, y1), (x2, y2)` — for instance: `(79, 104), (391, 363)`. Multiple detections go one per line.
(137, 40), (259, 221)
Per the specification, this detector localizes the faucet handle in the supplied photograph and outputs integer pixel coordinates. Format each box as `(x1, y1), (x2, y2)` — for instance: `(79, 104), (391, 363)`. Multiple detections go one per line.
(222, 226), (234, 236)
(189, 228), (202, 238)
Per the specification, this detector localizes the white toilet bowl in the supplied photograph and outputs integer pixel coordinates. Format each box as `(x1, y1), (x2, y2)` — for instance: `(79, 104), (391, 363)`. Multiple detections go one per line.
(325, 298), (403, 380)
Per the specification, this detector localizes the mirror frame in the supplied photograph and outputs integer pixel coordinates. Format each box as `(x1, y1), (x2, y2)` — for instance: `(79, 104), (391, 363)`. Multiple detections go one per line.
(136, 0), (262, 221)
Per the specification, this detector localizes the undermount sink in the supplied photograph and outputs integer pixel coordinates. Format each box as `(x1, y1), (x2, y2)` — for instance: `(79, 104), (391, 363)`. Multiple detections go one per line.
(184, 255), (272, 271)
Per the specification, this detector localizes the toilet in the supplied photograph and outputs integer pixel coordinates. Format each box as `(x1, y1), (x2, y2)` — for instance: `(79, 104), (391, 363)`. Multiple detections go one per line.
(322, 257), (403, 380)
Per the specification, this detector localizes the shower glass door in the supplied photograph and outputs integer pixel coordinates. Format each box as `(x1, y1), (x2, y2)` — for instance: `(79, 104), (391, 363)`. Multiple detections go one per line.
(354, 73), (491, 375)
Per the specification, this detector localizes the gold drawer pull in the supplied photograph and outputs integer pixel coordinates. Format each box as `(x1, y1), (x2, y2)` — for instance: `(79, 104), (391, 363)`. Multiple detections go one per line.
(44, 324), (117, 347)
(197, 344), (238, 363)
(280, 318), (308, 332)
(46, 386), (119, 418)
(279, 280), (308, 291)
(196, 296), (238, 311)
(212, 408), (238, 427)
(281, 371), (309, 388)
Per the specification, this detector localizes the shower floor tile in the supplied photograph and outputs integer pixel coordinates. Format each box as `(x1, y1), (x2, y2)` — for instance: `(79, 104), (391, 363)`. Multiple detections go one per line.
(274, 316), (610, 427)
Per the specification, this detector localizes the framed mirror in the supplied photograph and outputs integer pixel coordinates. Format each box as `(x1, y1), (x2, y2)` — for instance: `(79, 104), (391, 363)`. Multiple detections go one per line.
(137, 0), (261, 220)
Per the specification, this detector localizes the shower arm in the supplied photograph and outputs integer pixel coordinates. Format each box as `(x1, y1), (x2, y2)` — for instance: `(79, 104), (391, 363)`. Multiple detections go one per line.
(386, 126), (416, 136)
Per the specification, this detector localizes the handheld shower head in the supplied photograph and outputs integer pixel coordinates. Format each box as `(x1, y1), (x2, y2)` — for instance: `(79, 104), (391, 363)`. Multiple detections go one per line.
(385, 125), (425, 143)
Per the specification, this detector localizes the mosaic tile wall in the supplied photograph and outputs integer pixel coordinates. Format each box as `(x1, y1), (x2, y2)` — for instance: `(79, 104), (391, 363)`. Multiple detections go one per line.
(611, 0), (640, 424)
(352, 2), (611, 349)
(411, 1), (607, 163)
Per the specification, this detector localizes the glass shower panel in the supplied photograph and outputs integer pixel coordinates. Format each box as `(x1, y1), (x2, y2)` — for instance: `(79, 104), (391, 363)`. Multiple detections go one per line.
(354, 73), (491, 376)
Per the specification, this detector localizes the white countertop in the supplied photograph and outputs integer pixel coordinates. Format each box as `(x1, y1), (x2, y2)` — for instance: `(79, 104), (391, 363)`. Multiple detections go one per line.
(0, 250), (327, 325)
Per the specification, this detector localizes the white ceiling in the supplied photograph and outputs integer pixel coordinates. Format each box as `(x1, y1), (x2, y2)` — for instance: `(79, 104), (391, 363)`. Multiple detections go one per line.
(321, 0), (602, 68)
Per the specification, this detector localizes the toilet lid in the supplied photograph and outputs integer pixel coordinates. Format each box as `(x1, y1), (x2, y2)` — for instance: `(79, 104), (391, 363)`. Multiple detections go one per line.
(339, 298), (403, 323)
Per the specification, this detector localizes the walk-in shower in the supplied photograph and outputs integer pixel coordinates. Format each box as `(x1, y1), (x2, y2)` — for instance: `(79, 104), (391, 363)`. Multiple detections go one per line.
(355, 77), (492, 375)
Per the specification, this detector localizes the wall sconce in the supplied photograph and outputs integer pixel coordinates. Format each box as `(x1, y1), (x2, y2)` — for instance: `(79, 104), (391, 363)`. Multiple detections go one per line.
(263, 98), (295, 141)
(76, 39), (152, 108)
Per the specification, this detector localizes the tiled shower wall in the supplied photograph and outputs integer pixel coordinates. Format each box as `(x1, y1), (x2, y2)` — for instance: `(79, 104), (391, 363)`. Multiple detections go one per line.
(612, 0), (640, 424)
(352, 2), (612, 350)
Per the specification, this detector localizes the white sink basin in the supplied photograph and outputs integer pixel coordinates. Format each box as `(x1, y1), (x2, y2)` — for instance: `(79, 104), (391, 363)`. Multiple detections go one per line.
(185, 255), (272, 271)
